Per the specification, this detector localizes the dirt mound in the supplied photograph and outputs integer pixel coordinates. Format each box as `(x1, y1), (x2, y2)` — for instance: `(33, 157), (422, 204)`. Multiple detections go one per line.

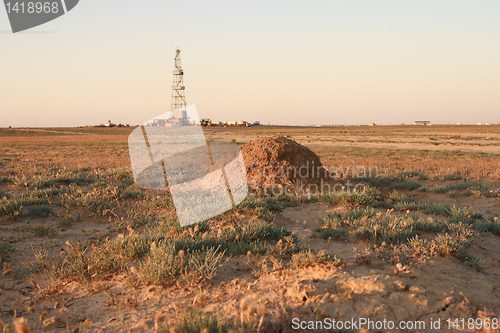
(240, 136), (328, 194)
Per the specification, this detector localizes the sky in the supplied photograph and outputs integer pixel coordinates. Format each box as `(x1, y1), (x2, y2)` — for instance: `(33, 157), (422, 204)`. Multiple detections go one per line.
(1, 0), (499, 127)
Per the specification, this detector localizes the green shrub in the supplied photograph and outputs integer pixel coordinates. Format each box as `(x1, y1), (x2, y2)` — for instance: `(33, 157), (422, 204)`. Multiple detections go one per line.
(143, 194), (174, 210)
(27, 179), (58, 190)
(319, 209), (442, 246)
(183, 246), (226, 283)
(353, 217), (418, 245)
(437, 173), (463, 181)
(448, 207), (483, 224)
(20, 197), (50, 206)
(473, 219), (500, 235)
(129, 213), (153, 227)
(80, 197), (114, 216)
(324, 191), (375, 209)
(54, 176), (93, 185)
(31, 224), (57, 237)
(138, 242), (186, 285)
(417, 201), (451, 216)
(0, 199), (22, 218)
(388, 192), (452, 216)
(29, 205), (52, 217)
(165, 309), (257, 333)
(466, 184), (489, 197)
(28, 187), (63, 198)
(0, 177), (13, 184)
(388, 191), (415, 203)
(113, 170), (131, 180)
(121, 189), (144, 200)
(319, 208), (376, 229)
(110, 233), (156, 258)
(223, 220), (291, 243)
(316, 227), (348, 240)
(174, 238), (229, 254)
(52, 242), (122, 286)
(390, 181), (422, 191)
(431, 183), (488, 197)
(228, 241), (273, 256)
(0, 241), (14, 262)
(432, 185), (448, 194)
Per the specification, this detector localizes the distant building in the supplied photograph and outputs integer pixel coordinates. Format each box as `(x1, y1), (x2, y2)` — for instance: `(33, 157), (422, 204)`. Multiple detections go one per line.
(414, 121), (431, 125)
(368, 123), (376, 126)
(200, 119), (253, 127)
(91, 120), (129, 128)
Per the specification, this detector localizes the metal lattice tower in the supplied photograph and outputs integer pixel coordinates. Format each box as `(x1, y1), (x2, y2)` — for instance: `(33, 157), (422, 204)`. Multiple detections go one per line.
(171, 48), (186, 117)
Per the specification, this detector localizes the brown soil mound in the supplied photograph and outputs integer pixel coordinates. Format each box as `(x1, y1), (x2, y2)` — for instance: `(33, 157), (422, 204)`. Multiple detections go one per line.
(240, 136), (328, 194)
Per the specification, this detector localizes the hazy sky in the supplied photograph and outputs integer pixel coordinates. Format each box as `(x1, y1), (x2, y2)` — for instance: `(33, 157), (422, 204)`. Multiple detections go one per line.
(1, 1), (499, 127)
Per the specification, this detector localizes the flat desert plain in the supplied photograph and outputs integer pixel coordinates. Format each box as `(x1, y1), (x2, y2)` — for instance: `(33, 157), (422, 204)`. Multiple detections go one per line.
(1, 125), (500, 332)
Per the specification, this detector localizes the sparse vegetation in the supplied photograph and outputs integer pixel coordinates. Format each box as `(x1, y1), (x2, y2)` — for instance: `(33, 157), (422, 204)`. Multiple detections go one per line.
(30, 224), (58, 237)
(162, 309), (257, 333)
(316, 209), (443, 246)
(0, 176), (13, 184)
(0, 241), (14, 263)
(28, 205), (52, 217)
(1, 125), (499, 331)
(290, 249), (345, 269)
(0, 198), (22, 219)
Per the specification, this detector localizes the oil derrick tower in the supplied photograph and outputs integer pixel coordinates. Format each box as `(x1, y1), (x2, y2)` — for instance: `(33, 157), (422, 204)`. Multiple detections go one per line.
(171, 48), (187, 120)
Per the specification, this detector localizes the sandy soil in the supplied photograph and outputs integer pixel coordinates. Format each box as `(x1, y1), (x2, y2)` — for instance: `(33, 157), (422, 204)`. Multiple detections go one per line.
(1, 126), (500, 332)
(1, 201), (499, 332)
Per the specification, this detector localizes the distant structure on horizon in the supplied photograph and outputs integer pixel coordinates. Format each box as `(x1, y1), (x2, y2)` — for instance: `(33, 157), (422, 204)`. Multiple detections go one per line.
(171, 47), (187, 120)
(87, 120), (129, 128)
(414, 121), (431, 125)
(200, 119), (259, 128)
(146, 48), (194, 127)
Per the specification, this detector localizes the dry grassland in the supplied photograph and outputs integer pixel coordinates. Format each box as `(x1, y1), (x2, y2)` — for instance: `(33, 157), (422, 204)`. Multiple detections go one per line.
(0, 125), (499, 332)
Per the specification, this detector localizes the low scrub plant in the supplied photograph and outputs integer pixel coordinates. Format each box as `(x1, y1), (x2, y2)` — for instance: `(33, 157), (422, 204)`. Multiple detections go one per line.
(28, 205), (52, 217)
(390, 181), (423, 191)
(323, 189), (377, 209)
(112, 169), (131, 180)
(162, 309), (257, 333)
(137, 243), (225, 286)
(30, 224), (57, 237)
(433, 173), (463, 181)
(317, 209), (445, 245)
(473, 218), (500, 235)
(0, 241), (14, 263)
(0, 176), (13, 184)
(315, 227), (348, 240)
(137, 242), (186, 285)
(182, 246), (226, 284)
(0, 198), (22, 219)
(45, 214), (299, 287)
(52, 241), (123, 287)
(223, 220), (291, 243)
(431, 183), (489, 197)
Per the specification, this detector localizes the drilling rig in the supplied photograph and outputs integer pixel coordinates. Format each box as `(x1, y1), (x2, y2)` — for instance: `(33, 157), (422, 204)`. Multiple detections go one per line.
(171, 47), (187, 121)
